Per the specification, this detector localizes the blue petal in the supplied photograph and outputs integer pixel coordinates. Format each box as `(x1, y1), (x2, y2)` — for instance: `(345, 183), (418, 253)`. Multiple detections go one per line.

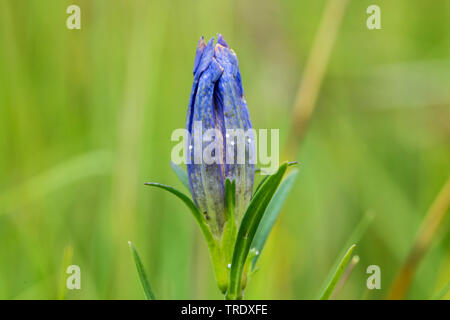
(186, 37), (215, 136)
(194, 37), (215, 80)
(186, 35), (255, 232)
(193, 37), (206, 75)
(214, 40), (254, 219)
(217, 33), (229, 48)
(187, 58), (226, 235)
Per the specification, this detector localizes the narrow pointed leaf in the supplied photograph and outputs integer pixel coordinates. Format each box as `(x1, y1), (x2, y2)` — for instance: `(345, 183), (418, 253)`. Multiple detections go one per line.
(253, 162), (298, 196)
(318, 211), (374, 298)
(170, 162), (191, 191)
(144, 182), (215, 247)
(319, 244), (356, 300)
(330, 255), (360, 300)
(128, 241), (156, 300)
(253, 175), (269, 197)
(251, 169), (299, 268)
(227, 162), (289, 300)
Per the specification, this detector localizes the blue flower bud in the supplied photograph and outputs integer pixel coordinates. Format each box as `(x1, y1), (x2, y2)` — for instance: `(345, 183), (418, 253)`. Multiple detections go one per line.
(186, 35), (255, 236)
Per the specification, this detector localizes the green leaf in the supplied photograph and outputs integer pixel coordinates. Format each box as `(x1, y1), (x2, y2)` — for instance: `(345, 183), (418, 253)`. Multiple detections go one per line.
(253, 161), (298, 196)
(128, 241), (156, 300)
(319, 244), (356, 300)
(144, 182), (215, 247)
(145, 182), (234, 293)
(253, 175), (269, 197)
(226, 162), (289, 300)
(251, 169), (299, 269)
(170, 162), (190, 191)
(317, 211), (374, 299)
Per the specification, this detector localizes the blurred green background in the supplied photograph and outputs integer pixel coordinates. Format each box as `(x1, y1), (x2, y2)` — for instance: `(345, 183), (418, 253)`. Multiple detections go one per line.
(0, 0), (449, 299)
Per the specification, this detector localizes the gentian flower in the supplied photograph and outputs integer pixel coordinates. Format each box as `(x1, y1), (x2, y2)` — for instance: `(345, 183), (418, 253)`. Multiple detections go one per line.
(143, 34), (295, 299)
(186, 34), (255, 237)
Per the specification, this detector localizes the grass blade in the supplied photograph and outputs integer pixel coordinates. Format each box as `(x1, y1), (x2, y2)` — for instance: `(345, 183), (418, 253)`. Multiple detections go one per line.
(227, 162), (289, 300)
(388, 177), (450, 299)
(0, 150), (112, 215)
(284, 0), (349, 159)
(317, 210), (374, 298)
(319, 244), (356, 300)
(330, 255), (360, 300)
(170, 162), (190, 191)
(430, 280), (450, 300)
(128, 241), (156, 300)
(251, 169), (299, 269)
